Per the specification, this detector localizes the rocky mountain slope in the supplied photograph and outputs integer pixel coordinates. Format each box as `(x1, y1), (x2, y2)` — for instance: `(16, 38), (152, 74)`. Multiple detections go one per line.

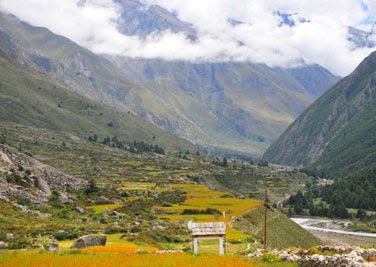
(348, 25), (376, 49)
(110, 57), (338, 155)
(264, 51), (376, 177)
(0, 8), (339, 155)
(0, 27), (196, 153)
(115, 0), (196, 38)
(0, 12), (138, 112)
(0, 143), (87, 205)
(107, 0), (340, 155)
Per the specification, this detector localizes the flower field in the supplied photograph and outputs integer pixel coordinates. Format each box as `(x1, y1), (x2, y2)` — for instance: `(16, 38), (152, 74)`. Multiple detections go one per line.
(81, 234), (159, 253)
(157, 184), (261, 221)
(0, 253), (259, 267)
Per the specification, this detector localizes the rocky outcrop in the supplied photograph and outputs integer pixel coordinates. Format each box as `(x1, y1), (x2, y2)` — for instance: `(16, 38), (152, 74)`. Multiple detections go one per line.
(248, 246), (376, 266)
(44, 243), (59, 252)
(36, 177), (51, 196)
(0, 144), (87, 204)
(6, 233), (13, 240)
(156, 250), (184, 254)
(71, 235), (107, 249)
(75, 207), (85, 213)
(0, 144), (87, 191)
(0, 241), (8, 249)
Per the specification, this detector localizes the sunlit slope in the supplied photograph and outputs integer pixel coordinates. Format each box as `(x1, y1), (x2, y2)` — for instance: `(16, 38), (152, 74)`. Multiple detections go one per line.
(0, 43), (195, 153)
(234, 205), (321, 249)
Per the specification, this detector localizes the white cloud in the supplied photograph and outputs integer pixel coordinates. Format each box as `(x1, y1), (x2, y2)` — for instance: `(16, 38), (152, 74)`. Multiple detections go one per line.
(0, 0), (375, 76)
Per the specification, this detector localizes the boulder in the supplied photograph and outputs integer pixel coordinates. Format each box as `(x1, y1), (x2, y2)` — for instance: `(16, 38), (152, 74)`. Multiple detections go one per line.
(153, 225), (166, 231)
(36, 177), (51, 196)
(75, 207), (85, 213)
(71, 235), (107, 249)
(110, 211), (120, 217)
(58, 192), (71, 203)
(6, 233), (14, 240)
(113, 199), (122, 204)
(102, 210), (110, 217)
(0, 241), (8, 249)
(45, 243), (59, 252)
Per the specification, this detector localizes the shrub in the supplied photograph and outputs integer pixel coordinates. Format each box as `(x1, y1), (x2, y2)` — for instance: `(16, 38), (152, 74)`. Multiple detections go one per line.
(260, 253), (282, 263)
(56, 210), (72, 219)
(17, 198), (31, 206)
(55, 231), (81, 241)
(8, 237), (32, 249)
(181, 208), (221, 215)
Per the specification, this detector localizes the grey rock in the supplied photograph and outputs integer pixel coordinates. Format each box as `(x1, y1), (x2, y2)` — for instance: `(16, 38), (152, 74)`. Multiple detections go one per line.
(110, 211), (120, 217)
(113, 199), (122, 204)
(58, 192), (71, 203)
(6, 233), (13, 240)
(0, 241), (8, 249)
(102, 210), (110, 217)
(153, 225), (166, 231)
(36, 177), (51, 196)
(0, 144), (87, 205)
(45, 243), (59, 252)
(98, 196), (109, 202)
(71, 235), (107, 249)
(75, 207), (85, 213)
(156, 250), (184, 254)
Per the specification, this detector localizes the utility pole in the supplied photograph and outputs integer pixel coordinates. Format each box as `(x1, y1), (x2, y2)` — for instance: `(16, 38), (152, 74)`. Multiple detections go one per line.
(263, 186), (268, 251)
(223, 211), (226, 254)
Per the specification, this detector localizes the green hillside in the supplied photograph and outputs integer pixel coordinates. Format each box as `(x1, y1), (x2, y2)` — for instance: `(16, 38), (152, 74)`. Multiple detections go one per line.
(233, 205), (321, 249)
(0, 44), (195, 153)
(264, 51), (376, 177)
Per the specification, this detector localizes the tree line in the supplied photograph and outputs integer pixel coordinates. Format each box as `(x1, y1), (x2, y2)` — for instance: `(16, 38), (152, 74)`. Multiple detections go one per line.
(87, 135), (165, 155)
(283, 166), (376, 220)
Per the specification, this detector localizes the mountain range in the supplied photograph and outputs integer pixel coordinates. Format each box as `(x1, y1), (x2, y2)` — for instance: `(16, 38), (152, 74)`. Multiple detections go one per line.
(0, 16), (195, 153)
(0, 1), (340, 156)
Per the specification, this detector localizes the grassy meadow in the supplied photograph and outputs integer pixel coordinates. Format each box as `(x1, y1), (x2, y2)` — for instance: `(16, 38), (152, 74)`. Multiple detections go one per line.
(0, 253), (277, 267)
(0, 122), (316, 266)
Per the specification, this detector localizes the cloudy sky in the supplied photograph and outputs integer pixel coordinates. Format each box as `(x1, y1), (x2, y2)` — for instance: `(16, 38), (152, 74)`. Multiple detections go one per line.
(1, 0), (376, 76)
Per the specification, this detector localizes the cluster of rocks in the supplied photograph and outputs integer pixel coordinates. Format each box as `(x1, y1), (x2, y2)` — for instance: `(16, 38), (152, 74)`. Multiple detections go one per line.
(0, 144), (87, 205)
(248, 245), (376, 266)
(0, 241), (8, 249)
(71, 234), (107, 249)
(13, 203), (51, 218)
(299, 252), (368, 267)
(102, 209), (121, 218)
(44, 243), (59, 252)
(155, 250), (184, 254)
(0, 233), (15, 249)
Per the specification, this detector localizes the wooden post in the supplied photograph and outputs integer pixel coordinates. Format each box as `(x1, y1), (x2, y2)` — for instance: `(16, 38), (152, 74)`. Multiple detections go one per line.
(193, 237), (199, 254)
(223, 211), (226, 254)
(219, 237), (224, 255)
(263, 187), (268, 250)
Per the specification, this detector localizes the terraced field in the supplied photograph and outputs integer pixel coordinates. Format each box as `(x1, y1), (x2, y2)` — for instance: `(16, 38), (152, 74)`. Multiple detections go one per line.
(0, 122), (314, 266)
(157, 184), (261, 222)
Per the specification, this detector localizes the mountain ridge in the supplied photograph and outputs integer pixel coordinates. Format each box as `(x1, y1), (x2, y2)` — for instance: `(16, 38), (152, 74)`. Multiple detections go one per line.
(0, 31), (196, 153)
(0, 9), (339, 155)
(264, 50), (376, 177)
